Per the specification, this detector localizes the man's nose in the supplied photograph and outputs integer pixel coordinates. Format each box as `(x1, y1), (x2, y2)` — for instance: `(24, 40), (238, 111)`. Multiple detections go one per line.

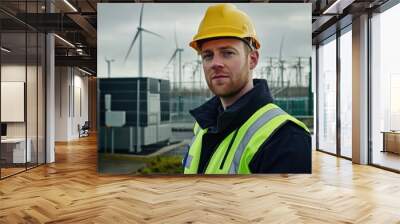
(210, 55), (224, 70)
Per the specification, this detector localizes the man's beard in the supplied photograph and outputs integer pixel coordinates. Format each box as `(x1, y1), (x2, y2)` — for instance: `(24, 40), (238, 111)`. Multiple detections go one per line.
(210, 78), (248, 98)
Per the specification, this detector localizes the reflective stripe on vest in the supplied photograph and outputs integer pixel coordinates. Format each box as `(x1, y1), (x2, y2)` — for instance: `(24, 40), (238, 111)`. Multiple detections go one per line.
(184, 135), (197, 169)
(183, 103), (309, 174)
(228, 107), (284, 174)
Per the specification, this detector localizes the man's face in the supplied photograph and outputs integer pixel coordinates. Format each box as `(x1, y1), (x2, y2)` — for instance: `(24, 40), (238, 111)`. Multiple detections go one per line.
(200, 38), (258, 98)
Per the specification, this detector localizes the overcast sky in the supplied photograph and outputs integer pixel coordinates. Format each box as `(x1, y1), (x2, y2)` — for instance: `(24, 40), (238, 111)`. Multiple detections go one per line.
(97, 3), (311, 80)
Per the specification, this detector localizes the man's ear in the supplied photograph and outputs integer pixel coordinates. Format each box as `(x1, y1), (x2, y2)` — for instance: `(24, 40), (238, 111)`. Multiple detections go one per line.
(249, 50), (259, 70)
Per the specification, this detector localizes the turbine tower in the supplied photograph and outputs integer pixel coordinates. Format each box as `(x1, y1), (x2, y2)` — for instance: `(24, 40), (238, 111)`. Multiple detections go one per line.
(278, 35), (286, 88)
(266, 57), (273, 81)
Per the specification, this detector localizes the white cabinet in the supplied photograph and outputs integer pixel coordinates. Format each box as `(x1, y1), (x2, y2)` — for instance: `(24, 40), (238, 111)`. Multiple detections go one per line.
(1, 138), (31, 163)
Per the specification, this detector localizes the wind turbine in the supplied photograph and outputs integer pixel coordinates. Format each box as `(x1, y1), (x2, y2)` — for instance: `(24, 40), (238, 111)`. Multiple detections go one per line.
(192, 59), (201, 90)
(166, 26), (184, 89)
(189, 58), (203, 107)
(123, 4), (163, 77)
(295, 57), (304, 86)
(123, 4), (162, 153)
(261, 58), (273, 81)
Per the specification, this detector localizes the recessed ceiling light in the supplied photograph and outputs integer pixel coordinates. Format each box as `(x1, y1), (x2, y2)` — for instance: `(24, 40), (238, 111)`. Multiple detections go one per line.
(1, 47), (11, 53)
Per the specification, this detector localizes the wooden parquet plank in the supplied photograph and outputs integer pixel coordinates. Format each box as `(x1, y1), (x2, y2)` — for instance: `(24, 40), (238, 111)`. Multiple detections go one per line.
(1, 134), (400, 223)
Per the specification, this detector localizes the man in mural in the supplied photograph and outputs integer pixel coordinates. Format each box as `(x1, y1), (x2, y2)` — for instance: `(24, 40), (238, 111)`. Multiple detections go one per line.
(183, 3), (311, 174)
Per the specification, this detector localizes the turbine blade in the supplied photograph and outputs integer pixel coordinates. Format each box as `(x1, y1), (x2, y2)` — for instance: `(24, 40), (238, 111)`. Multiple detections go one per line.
(279, 35), (285, 61)
(123, 30), (140, 63)
(139, 3), (144, 27)
(166, 50), (178, 67)
(142, 28), (163, 39)
(174, 24), (178, 48)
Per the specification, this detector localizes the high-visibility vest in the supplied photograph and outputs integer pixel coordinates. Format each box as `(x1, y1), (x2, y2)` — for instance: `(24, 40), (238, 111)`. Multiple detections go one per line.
(183, 103), (309, 174)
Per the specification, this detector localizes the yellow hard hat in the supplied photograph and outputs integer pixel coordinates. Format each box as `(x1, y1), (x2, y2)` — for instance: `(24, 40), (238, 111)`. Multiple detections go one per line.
(190, 3), (261, 52)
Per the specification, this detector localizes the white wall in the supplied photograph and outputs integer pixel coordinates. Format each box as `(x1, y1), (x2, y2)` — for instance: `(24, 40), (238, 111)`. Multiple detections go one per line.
(55, 66), (69, 141)
(1, 65), (26, 82)
(74, 73), (89, 136)
(1, 65), (37, 138)
(55, 66), (89, 141)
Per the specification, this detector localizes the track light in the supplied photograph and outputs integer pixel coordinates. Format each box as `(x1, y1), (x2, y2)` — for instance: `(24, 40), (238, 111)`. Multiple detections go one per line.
(78, 67), (93, 76)
(322, 0), (354, 15)
(54, 34), (75, 48)
(63, 0), (78, 12)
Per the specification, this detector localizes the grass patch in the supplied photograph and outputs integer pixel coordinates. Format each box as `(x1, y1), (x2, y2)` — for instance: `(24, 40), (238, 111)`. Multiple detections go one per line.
(99, 153), (184, 174)
(137, 155), (184, 174)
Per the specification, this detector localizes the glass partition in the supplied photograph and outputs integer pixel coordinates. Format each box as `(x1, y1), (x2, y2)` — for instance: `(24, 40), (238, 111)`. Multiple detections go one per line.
(1, 31), (28, 177)
(0, 1), (46, 179)
(317, 36), (337, 155)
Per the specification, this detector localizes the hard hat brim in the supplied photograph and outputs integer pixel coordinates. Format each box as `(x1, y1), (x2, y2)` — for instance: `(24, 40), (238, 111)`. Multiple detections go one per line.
(190, 34), (260, 52)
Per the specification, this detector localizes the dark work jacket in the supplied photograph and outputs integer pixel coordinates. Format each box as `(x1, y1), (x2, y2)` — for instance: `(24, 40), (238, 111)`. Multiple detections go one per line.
(188, 79), (311, 173)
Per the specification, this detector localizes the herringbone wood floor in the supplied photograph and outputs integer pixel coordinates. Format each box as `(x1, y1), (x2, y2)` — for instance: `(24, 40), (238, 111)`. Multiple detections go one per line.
(1, 135), (400, 223)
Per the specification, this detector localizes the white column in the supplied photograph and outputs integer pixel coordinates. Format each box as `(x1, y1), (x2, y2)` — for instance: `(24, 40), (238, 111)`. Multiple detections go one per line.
(45, 0), (55, 163)
(46, 32), (55, 163)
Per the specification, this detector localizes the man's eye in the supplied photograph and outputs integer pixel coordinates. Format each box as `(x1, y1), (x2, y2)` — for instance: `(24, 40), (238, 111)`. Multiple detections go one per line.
(223, 51), (234, 57)
(202, 54), (212, 60)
